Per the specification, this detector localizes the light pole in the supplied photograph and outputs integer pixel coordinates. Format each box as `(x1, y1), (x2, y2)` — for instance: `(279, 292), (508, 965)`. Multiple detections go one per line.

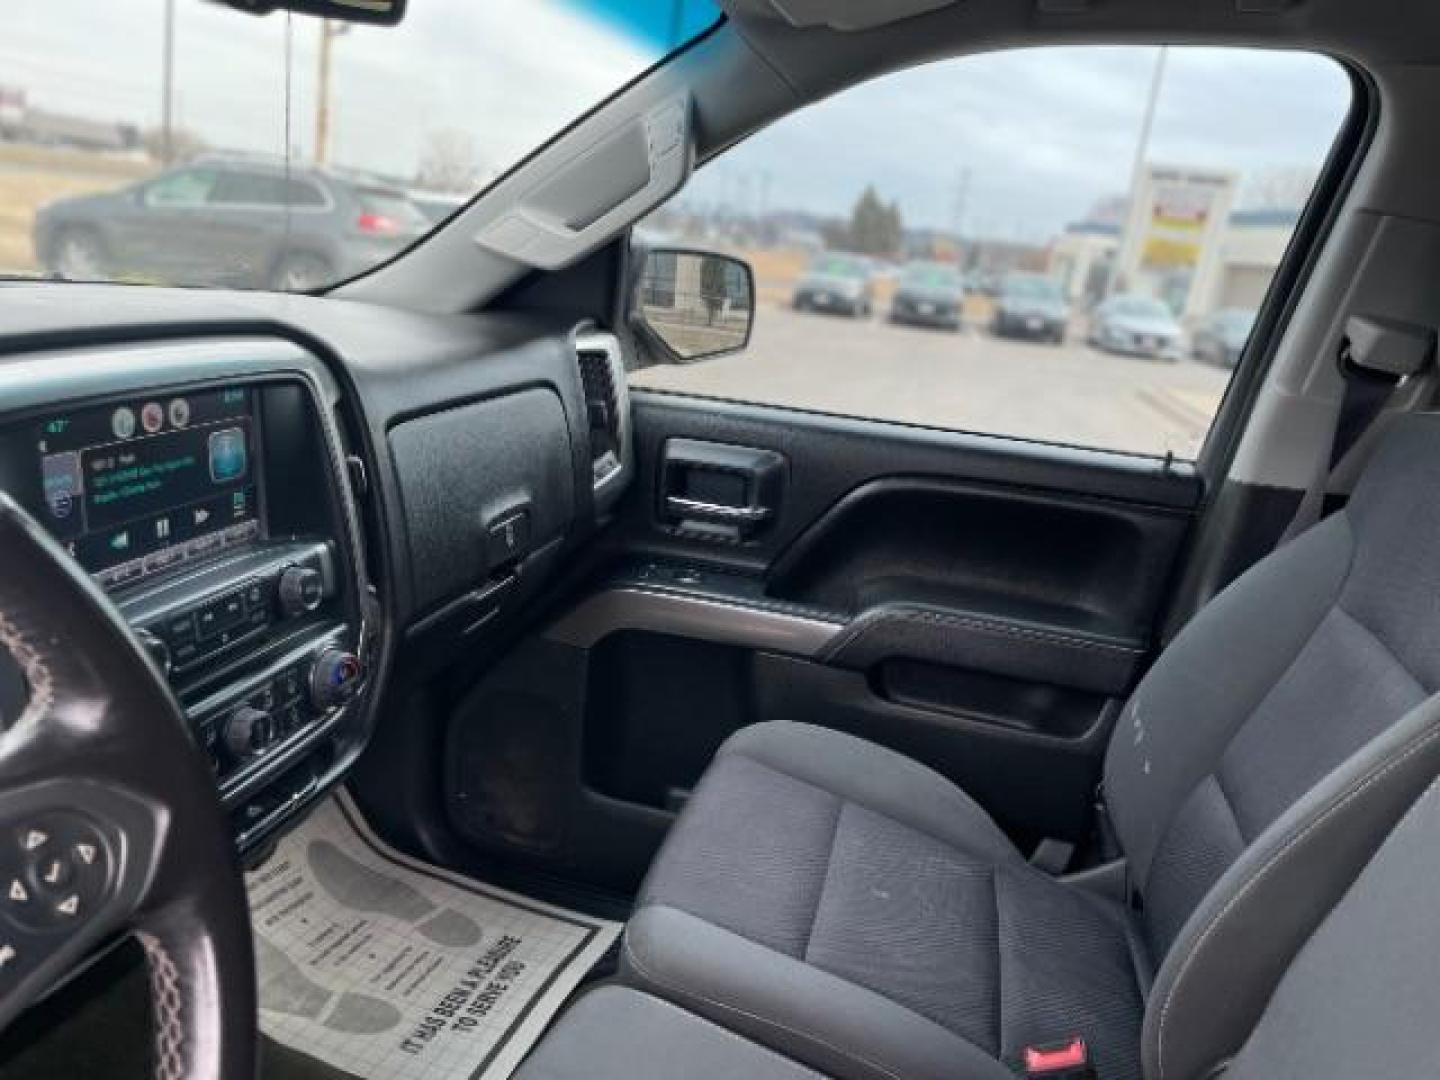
(1105, 45), (1168, 300)
(314, 20), (350, 166)
(160, 0), (176, 164)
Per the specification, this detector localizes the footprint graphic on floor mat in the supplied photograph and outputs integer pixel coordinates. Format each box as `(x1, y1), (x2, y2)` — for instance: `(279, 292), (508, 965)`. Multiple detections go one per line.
(255, 936), (402, 1034)
(307, 839), (483, 948)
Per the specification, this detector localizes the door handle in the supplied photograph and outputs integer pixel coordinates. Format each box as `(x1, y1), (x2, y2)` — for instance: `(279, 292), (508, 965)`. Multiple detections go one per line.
(659, 438), (786, 541)
(663, 496), (773, 526)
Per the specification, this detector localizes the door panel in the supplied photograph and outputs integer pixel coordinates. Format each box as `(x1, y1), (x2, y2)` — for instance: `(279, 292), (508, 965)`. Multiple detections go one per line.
(443, 392), (1202, 892)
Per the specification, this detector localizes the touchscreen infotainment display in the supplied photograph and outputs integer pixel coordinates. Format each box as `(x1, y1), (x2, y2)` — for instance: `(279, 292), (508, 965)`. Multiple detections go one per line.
(33, 386), (263, 588)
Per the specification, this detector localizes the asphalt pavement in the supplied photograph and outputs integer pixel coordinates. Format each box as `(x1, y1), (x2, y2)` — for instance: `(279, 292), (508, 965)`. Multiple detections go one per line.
(632, 303), (1232, 460)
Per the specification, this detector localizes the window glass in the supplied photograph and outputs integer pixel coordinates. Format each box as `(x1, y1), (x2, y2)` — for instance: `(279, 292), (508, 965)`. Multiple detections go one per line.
(143, 168), (217, 208)
(634, 47), (1352, 459)
(210, 171), (291, 207)
(4, 0), (721, 289)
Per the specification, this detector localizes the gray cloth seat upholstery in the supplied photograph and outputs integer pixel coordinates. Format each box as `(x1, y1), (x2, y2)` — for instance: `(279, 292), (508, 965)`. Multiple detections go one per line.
(514, 986), (828, 1080)
(622, 412), (1440, 1080)
(520, 784), (1440, 1080)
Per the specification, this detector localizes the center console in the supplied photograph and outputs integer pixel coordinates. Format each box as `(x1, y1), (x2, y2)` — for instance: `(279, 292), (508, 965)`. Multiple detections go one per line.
(0, 338), (379, 852)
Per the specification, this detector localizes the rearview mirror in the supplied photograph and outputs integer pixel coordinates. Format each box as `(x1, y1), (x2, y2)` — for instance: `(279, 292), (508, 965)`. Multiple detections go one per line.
(634, 249), (755, 363)
(214, 0), (406, 26)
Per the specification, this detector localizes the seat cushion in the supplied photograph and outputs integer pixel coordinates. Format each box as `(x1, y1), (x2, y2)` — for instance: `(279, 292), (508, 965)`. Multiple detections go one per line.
(622, 722), (1148, 1080)
(514, 987), (825, 1080)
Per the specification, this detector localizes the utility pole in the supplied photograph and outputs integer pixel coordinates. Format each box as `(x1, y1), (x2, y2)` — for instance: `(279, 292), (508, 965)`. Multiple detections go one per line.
(314, 20), (349, 166)
(160, 0), (176, 164)
(1105, 45), (1168, 300)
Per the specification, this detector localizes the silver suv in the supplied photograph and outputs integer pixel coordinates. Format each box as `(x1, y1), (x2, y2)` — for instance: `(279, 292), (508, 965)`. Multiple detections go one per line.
(33, 155), (429, 291)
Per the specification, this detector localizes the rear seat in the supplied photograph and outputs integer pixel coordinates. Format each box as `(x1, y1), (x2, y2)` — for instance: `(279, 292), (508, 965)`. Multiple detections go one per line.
(615, 412), (1440, 1080)
(520, 776), (1440, 1079)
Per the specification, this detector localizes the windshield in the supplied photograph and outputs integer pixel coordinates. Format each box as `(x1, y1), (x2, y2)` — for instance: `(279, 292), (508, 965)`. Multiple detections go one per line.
(810, 255), (871, 279)
(1111, 296), (1174, 319)
(901, 263), (962, 288)
(1003, 275), (1062, 301)
(4, 0), (720, 291)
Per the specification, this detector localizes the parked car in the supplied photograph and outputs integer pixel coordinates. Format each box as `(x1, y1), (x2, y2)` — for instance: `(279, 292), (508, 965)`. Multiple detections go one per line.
(34, 156), (430, 290)
(1192, 307), (1257, 367)
(991, 273), (1069, 342)
(889, 261), (966, 330)
(791, 253), (875, 318)
(1088, 293), (1185, 360)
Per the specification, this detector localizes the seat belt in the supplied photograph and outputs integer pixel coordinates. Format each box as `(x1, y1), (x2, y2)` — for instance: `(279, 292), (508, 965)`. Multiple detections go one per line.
(1279, 315), (1434, 544)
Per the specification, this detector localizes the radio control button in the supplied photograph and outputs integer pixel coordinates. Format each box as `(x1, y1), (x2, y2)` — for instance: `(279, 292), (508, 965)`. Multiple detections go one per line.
(164, 613), (197, 643)
(134, 629), (171, 678)
(277, 566), (324, 619)
(171, 639), (202, 668)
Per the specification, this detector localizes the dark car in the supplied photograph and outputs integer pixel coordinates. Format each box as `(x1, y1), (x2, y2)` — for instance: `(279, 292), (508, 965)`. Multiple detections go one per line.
(791, 253), (875, 318)
(991, 273), (1070, 342)
(889, 261), (966, 330)
(1192, 307), (1257, 368)
(34, 156), (430, 290)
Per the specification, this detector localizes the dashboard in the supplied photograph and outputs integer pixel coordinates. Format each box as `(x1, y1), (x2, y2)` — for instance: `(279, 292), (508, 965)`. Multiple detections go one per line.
(0, 286), (624, 858)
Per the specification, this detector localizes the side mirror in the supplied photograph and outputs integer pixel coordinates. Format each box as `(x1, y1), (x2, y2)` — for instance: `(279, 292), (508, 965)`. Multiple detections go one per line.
(633, 248), (755, 363)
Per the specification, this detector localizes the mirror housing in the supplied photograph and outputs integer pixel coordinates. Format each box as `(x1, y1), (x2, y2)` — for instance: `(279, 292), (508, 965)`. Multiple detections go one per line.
(214, 0), (406, 26)
(633, 248), (755, 364)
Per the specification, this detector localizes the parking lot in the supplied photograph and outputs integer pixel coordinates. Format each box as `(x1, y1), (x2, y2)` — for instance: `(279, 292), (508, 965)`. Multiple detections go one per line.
(631, 302), (1233, 460)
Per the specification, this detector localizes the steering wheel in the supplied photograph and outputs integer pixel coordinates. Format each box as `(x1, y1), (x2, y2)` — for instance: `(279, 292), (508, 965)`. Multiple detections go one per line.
(0, 493), (256, 1079)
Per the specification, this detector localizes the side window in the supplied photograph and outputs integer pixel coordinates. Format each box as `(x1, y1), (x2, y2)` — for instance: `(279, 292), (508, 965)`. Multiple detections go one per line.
(285, 179), (328, 208)
(634, 47), (1351, 460)
(142, 168), (218, 209)
(210, 171), (290, 207)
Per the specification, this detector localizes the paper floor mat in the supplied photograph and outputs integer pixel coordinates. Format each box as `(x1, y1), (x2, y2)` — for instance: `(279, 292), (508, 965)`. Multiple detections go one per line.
(246, 791), (621, 1080)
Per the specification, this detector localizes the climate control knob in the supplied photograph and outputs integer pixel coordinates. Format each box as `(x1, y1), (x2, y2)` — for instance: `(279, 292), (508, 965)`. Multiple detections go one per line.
(277, 565), (324, 619)
(223, 706), (271, 760)
(310, 648), (364, 711)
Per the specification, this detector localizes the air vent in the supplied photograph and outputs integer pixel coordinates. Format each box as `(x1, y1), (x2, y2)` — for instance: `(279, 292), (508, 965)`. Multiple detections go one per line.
(575, 331), (632, 513)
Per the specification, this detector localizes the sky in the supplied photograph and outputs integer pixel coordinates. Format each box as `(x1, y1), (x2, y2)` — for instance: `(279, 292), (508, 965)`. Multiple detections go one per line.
(3, 0), (669, 180)
(4, 4), (1350, 240)
(677, 46), (1352, 240)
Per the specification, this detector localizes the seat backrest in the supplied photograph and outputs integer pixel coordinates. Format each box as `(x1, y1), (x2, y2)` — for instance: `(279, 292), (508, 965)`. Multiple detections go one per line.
(1100, 412), (1440, 1080)
(1223, 775), (1440, 1079)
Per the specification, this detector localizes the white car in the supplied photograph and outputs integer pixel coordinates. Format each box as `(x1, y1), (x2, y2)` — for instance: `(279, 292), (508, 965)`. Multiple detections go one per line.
(1088, 294), (1185, 360)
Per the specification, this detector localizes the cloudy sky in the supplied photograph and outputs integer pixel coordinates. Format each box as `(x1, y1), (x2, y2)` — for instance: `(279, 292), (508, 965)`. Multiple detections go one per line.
(6, 3), (1350, 239)
(679, 46), (1352, 240)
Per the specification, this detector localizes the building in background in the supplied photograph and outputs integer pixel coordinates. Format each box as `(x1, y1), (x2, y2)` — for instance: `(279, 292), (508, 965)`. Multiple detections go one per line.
(1115, 164), (1238, 320)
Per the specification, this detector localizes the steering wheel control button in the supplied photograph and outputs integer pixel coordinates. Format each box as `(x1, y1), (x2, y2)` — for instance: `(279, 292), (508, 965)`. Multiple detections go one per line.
(277, 565), (324, 619)
(35, 856), (72, 892)
(310, 648), (364, 710)
(0, 813), (114, 933)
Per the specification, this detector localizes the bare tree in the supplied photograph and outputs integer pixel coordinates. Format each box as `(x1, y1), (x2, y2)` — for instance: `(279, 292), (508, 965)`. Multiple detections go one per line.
(416, 128), (478, 192)
(141, 125), (206, 163)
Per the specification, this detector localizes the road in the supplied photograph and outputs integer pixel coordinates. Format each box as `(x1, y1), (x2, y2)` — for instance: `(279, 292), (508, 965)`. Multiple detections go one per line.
(631, 303), (1232, 460)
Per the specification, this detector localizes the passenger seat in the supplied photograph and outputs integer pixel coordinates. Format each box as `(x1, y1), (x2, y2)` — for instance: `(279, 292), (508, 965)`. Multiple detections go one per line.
(619, 413), (1440, 1080)
(520, 774), (1440, 1079)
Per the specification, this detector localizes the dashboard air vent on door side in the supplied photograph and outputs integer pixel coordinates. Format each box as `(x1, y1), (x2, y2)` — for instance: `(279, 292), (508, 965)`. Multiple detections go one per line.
(575, 330), (632, 515)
